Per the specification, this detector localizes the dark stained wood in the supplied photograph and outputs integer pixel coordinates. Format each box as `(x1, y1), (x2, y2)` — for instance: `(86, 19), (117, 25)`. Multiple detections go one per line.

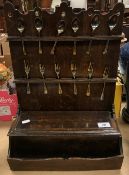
(4, 1), (124, 36)
(8, 156), (123, 171)
(8, 111), (123, 170)
(14, 78), (116, 83)
(7, 35), (122, 41)
(8, 111), (120, 134)
(4, 1), (124, 171)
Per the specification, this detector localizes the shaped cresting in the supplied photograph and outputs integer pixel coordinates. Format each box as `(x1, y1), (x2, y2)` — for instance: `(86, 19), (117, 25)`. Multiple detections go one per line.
(4, 1), (124, 36)
(4, 1), (124, 111)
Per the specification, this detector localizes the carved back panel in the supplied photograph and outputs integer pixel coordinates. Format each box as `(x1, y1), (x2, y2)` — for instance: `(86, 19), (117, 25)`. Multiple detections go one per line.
(4, 1), (124, 111)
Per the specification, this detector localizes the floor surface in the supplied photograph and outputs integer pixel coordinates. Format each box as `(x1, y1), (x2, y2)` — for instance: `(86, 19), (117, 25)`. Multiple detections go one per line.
(0, 117), (129, 175)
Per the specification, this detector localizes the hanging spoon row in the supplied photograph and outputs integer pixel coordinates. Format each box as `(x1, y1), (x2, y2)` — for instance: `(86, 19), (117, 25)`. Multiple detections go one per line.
(19, 38), (110, 56)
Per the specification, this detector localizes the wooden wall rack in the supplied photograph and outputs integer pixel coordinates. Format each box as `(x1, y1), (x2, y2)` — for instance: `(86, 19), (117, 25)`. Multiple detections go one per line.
(4, 0), (124, 171)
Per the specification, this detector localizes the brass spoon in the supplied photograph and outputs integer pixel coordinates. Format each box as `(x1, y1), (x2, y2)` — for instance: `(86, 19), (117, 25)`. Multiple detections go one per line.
(17, 20), (26, 55)
(35, 18), (43, 54)
(51, 21), (65, 55)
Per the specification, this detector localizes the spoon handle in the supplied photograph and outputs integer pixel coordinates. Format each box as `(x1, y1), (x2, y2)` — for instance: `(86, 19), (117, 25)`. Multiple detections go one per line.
(58, 83), (62, 95)
(51, 41), (57, 55)
(100, 81), (106, 101)
(43, 82), (48, 95)
(74, 81), (77, 95)
(86, 82), (91, 97)
(103, 40), (109, 55)
(86, 40), (92, 55)
(39, 39), (42, 54)
(73, 41), (77, 56)
(22, 39), (26, 56)
(27, 82), (31, 95)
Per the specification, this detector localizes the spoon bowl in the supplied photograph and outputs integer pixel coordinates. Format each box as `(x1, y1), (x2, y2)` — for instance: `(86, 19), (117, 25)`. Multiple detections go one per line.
(109, 15), (117, 31)
(17, 20), (25, 34)
(57, 20), (65, 35)
(91, 15), (100, 31)
(35, 18), (43, 33)
(72, 18), (79, 33)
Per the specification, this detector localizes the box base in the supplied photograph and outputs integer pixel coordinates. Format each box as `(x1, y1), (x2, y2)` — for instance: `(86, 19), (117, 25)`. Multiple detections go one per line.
(8, 156), (123, 171)
(8, 111), (124, 171)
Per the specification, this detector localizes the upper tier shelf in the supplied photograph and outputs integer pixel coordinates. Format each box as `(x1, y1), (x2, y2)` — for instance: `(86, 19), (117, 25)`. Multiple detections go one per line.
(8, 35), (122, 41)
(4, 1), (124, 38)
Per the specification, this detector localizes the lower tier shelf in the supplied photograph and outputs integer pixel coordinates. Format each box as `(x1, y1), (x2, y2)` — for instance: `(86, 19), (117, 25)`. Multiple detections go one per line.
(8, 111), (123, 171)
